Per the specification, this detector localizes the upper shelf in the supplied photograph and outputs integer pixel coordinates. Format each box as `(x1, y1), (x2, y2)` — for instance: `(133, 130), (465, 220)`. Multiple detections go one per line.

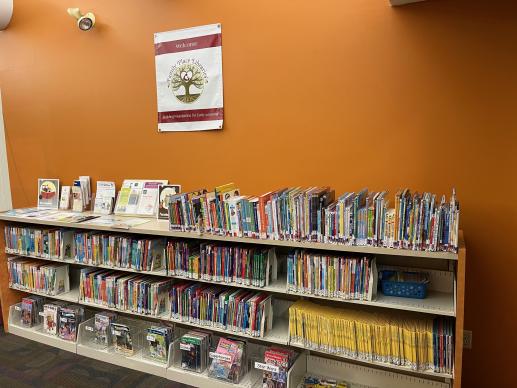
(0, 211), (461, 261)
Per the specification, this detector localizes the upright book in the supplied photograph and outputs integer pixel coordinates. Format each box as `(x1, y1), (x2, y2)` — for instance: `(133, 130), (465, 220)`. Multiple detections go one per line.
(38, 179), (60, 209)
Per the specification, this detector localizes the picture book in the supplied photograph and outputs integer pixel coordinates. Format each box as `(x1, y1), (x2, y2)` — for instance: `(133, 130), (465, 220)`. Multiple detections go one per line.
(157, 184), (181, 220)
(147, 326), (174, 363)
(208, 337), (246, 383)
(58, 305), (84, 341)
(180, 330), (210, 372)
(94, 311), (117, 346)
(21, 295), (44, 327)
(43, 301), (68, 335)
(111, 323), (134, 355)
(38, 179), (60, 209)
(260, 347), (296, 388)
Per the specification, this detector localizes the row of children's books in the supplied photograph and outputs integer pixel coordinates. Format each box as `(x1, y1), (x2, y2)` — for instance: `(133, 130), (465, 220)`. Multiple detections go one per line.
(79, 268), (173, 316)
(5, 226), (278, 288)
(8, 257), (70, 296)
(18, 296), (84, 341)
(166, 184), (459, 253)
(287, 251), (376, 301)
(170, 281), (273, 338)
(166, 241), (277, 287)
(74, 231), (166, 271)
(288, 300), (454, 374)
(4, 226), (74, 259)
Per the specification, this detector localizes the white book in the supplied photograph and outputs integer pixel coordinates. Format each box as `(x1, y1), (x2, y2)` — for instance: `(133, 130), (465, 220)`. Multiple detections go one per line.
(136, 181), (162, 216)
(226, 196), (245, 237)
(96, 181), (116, 198)
(72, 181), (84, 212)
(59, 186), (71, 210)
(79, 176), (91, 205)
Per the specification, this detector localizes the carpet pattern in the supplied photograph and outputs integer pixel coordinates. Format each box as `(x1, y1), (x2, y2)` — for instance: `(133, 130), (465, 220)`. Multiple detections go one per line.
(0, 326), (191, 388)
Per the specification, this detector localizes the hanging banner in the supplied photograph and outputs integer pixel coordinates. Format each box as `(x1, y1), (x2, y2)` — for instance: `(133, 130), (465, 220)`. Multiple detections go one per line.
(154, 24), (223, 132)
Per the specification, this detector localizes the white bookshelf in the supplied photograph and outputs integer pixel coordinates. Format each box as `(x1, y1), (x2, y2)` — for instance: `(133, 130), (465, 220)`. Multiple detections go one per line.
(0, 211), (465, 388)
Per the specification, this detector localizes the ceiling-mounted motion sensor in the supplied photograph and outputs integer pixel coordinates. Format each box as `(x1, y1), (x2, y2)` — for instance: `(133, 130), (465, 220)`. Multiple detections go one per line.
(67, 7), (95, 31)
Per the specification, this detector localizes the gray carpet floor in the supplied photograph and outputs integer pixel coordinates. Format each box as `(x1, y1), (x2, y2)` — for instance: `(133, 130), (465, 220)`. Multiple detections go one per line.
(0, 326), (191, 388)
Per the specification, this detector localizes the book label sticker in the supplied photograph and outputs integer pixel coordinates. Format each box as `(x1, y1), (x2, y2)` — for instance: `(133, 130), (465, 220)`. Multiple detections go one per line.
(147, 335), (156, 342)
(254, 362), (280, 373)
(14, 305), (21, 311)
(209, 352), (232, 362)
(85, 326), (94, 332)
(180, 343), (192, 351)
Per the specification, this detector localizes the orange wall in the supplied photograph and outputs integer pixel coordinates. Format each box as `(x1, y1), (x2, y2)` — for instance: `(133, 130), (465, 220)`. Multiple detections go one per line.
(1, 0), (516, 386)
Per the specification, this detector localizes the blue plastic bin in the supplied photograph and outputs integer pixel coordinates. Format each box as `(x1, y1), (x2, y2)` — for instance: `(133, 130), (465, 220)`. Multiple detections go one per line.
(379, 270), (429, 299)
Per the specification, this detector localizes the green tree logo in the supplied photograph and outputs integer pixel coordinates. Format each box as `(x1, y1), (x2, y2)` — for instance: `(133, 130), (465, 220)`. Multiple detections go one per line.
(168, 62), (207, 103)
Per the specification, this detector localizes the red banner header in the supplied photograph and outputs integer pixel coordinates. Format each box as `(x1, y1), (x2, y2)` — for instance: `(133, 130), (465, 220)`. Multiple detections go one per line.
(155, 33), (222, 56)
(158, 108), (223, 123)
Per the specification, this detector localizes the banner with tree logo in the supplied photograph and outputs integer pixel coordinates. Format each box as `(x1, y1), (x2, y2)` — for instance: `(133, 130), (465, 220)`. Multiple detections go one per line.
(154, 24), (223, 132)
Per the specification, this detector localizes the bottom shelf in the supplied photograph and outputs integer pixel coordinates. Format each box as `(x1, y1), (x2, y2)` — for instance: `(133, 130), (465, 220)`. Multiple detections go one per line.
(165, 365), (262, 388)
(77, 344), (168, 378)
(8, 322), (77, 353)
(6, 301), (452, 388)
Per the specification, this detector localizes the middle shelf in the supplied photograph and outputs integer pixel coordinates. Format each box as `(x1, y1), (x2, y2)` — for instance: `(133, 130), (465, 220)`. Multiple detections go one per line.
(6, 249), (456, 317)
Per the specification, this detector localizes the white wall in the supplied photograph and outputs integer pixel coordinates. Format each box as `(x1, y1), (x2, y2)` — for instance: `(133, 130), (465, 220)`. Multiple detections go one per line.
(0, 90), (12, 211)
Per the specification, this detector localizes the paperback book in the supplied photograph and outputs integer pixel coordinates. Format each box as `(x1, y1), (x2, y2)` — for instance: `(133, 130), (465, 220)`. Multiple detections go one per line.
(208, 337), (246, 383)
(146, 325), (174, 363)
(43, 301), (69, 335)
(21, 295), (45, 327)
(94, 311), (118, 346)
(180, 330), (211, 372)
(111, 323), (134, 355)
(58, 305), (84, 341)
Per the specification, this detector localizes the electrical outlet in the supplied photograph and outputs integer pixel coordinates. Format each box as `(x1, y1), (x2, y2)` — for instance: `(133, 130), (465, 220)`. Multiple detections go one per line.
(463, 330), (472, 349)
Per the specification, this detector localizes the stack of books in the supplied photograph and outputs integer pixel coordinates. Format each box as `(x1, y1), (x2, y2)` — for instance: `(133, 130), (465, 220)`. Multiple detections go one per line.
(288, 300), (454, 374)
